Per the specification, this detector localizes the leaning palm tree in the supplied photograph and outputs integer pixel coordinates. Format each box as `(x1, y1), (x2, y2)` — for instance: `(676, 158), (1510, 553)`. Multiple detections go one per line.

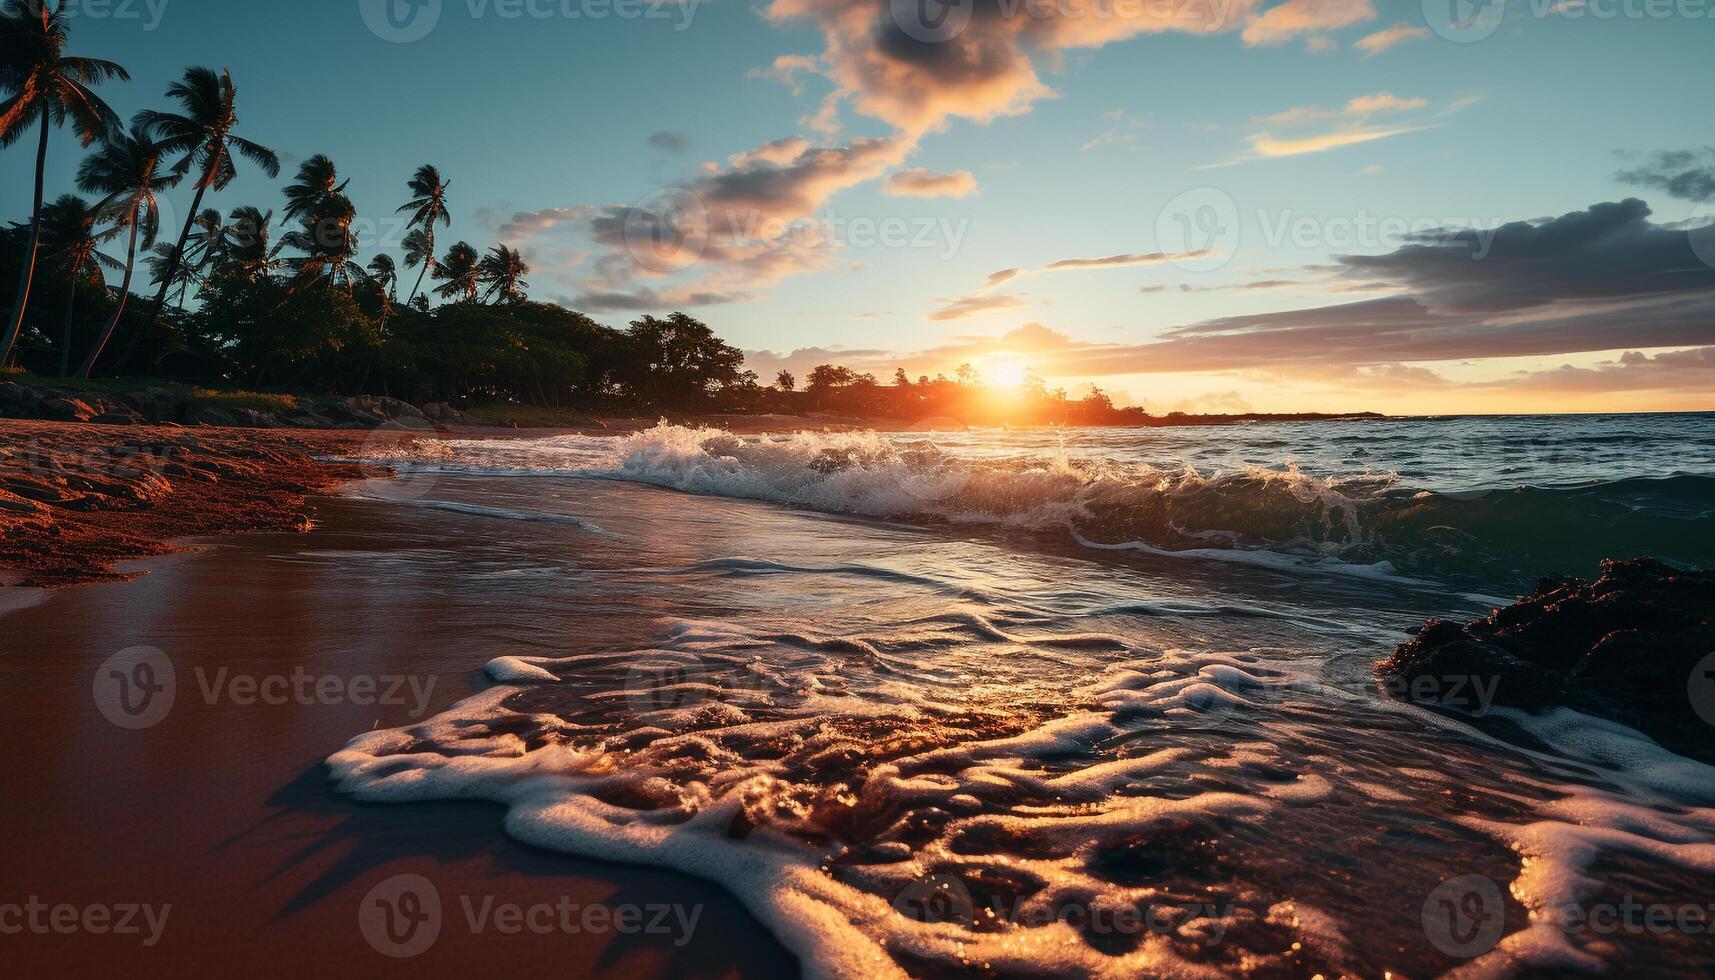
(39, 194), (120, 376)
(431, 241), (480, 302)
(219, 205), (276, 281)
(0, 0), (128, 365)
(396, 164), (450, 304)
(478, 245), (529, 304)
(281, 193), (367, 292)
(145, 241), (198, 310)
(401, 227), (437, 304)
(282, 154), (346, 224)
(367, 253), (397, 301)
(74, 123), (175, 378)
(132, 67), (278, 361)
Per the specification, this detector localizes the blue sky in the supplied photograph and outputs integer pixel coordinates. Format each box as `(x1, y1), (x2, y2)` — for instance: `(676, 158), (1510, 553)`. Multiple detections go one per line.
(5, 0), (1713, 412)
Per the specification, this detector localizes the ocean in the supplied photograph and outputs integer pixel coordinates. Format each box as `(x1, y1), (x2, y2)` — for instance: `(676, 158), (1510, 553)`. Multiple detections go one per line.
(323, 414), (1715, 978)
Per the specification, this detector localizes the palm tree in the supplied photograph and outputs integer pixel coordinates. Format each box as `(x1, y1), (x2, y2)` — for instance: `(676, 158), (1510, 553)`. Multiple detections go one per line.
(401, 227), (437, 305)
(396, 164), (450, 304)
(132, 67), (278, 360)
(282, 154), (346, 224)
(367, 253), (397, 302)
(219, 205), (276, 281)
(145, 242), (196, 309)
(74, 123), (175, 378)
(38, 194), (119, 376)
(0, 0), (128, 365)
(478, 245), (529, 304)
(431, 241), (480, 302)
(281, 192), (366, 292)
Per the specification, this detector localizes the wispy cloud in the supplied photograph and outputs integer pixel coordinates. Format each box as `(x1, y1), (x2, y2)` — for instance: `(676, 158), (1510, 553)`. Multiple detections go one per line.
(883, 168), (979, 199)
(1353, 22), (1431, 57)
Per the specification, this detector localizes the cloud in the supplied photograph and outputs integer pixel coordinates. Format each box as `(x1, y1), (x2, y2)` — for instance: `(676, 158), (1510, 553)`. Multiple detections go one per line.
(1213, 91), (1446, 165)
(1353, 22), (1431, 56)
(760, 0), (1264, 137)
(1042, 251), (1205, 271)
(1616, 148), (1715, 203)
(1241, 0), (1376, 46)
(1487, 346), (1715, 395)
(929, 292), (1028, 321)
(648, 131), (690, 153)
(883, 168), (980, 198)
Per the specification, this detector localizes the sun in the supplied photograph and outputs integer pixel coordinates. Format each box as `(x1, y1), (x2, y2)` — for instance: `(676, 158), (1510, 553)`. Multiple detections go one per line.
(984, 355), (1029, 392)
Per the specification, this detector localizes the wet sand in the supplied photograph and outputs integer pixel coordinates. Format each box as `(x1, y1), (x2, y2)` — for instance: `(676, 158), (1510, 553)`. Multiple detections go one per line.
(0, 495), (799, 978)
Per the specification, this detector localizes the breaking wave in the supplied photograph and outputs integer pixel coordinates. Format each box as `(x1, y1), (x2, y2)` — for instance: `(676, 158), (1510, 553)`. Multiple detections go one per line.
(352, 424), (1715, 588)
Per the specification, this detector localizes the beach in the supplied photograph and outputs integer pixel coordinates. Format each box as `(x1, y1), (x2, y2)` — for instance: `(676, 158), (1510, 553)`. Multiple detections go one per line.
(3, 414), (1714, 978)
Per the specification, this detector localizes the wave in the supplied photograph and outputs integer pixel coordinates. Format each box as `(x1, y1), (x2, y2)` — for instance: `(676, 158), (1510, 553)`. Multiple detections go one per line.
(352, 424), (1715, 589)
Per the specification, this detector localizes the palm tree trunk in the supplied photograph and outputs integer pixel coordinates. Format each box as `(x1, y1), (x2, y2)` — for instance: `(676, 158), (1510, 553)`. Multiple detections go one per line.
(119, 166), (213, 374)
(59, 278), (79, 378)
(0, 115), (53, 367)
(406, 254), (431, 306)
(78, 222), (140, 380)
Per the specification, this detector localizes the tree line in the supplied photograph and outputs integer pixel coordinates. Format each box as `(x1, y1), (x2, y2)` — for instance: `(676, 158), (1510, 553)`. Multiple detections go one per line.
(0, 0), (757, 410)
(2, 1), (1193, 424)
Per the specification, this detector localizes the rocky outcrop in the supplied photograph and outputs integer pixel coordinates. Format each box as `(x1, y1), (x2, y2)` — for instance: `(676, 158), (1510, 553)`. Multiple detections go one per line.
(0, 423), (369, 586)
(1378, 558), (1715, 764)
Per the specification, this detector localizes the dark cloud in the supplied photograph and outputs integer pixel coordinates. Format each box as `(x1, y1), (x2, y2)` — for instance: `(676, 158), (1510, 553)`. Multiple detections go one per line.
(648, 131), (690, 154)
(1617, 148), (1715, 202)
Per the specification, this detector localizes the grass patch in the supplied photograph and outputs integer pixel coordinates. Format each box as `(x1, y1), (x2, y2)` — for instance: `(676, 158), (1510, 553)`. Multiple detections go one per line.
(463, 402), (599, 428)
(188, 387), (299, 413)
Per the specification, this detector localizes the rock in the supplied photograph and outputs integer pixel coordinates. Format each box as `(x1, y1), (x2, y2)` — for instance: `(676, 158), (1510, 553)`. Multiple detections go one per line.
(122, 387), (184, 423)
(1377, 558), (1715, 764)
(40, 396), (96, 422)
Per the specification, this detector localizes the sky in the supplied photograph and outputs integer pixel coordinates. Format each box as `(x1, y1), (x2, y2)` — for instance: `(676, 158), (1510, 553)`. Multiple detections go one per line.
(4, 0), (1713, 414)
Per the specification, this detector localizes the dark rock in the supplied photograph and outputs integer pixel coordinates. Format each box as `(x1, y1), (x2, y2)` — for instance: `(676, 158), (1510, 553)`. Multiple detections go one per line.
(1378, 558), (1715, 763)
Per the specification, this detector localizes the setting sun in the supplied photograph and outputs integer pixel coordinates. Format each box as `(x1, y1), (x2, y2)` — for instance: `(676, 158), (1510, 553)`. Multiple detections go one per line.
(983, 355), (1030, 392)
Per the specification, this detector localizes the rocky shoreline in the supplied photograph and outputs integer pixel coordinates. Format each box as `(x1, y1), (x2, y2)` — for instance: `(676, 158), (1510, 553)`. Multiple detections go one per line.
(1378, 558), (1715, 764)
(0, 379), (471, 430)
(0, 422), (371, 586)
